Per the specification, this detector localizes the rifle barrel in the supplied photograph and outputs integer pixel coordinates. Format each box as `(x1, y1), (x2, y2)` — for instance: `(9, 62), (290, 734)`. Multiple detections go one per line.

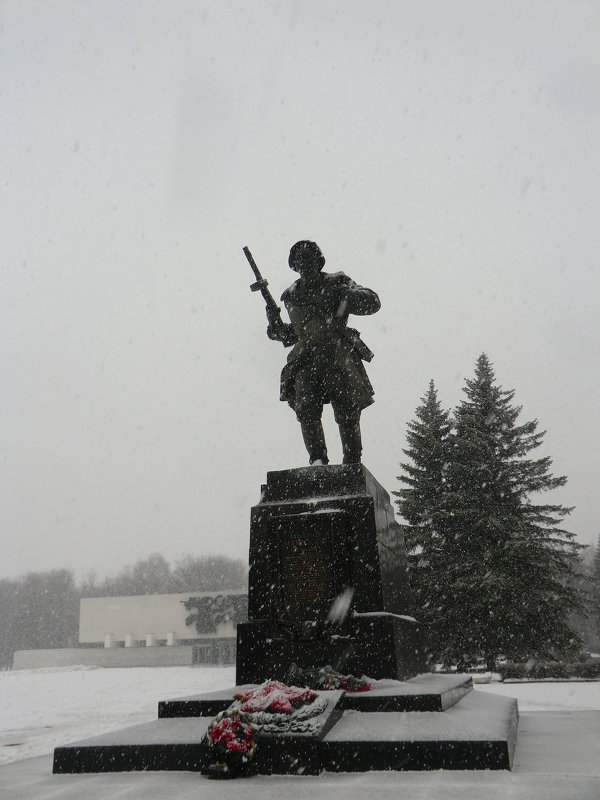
(243, 246), (262, 283)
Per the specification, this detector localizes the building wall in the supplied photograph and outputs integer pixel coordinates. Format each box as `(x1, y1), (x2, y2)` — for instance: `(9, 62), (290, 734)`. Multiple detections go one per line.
(12, 590), (247, 669)
(79, 590), (245, 645)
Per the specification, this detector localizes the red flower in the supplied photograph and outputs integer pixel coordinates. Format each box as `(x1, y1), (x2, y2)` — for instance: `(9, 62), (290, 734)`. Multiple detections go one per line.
(209, 715), (254, 755)
(339, 679), (371, 692)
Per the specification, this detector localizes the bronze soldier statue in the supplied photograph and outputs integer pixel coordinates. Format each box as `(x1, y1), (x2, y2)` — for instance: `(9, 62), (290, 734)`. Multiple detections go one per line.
(263, 240), (380, 465)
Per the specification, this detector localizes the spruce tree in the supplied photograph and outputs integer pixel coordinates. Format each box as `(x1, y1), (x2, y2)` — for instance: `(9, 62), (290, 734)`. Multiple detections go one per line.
(440, 354), (583, 668)
(591, 535), (600, 646)
(393, 380), (452, 658)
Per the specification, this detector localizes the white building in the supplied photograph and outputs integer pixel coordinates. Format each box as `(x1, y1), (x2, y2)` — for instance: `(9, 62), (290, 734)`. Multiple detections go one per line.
(13, 590), (247, 670)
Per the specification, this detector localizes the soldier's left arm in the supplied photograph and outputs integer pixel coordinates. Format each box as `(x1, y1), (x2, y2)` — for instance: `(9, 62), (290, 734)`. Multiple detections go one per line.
(334, 275), (381, 316)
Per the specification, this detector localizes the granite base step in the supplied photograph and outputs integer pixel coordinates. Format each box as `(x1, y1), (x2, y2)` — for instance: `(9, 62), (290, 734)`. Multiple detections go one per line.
(53, 678), (518, 775)
(324, 690), (519, 771)
(54, 690), (344, 776)
(157, 673), (473, 718)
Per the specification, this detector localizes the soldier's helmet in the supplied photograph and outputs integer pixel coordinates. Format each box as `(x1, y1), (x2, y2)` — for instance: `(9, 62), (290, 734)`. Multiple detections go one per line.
(288, 240), (325, 272)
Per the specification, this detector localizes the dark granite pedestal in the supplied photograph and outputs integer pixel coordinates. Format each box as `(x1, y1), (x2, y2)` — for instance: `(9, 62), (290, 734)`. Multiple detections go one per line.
(52, 465), (519, 777)
(237, 464), (425, 683)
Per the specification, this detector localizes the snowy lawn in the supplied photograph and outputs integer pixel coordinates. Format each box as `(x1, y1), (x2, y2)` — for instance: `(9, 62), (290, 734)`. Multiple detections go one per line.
(1, 665), (599, 766)
(479, 679), (600, 712)
(0, 664), (236, 765)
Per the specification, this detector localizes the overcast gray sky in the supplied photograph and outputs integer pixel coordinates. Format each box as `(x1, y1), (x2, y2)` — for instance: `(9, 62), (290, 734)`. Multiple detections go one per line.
(1, 0), (599, 580)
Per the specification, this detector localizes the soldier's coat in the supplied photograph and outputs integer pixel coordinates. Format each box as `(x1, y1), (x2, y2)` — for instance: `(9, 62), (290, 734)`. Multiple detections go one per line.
(268, 271), (380, 422)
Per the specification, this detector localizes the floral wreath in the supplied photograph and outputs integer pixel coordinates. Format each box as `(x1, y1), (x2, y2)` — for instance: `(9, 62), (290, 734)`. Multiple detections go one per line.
(203, 672), (370, 778)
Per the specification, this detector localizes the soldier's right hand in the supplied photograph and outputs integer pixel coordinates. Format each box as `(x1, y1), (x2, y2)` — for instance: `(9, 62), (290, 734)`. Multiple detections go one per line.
(266, 306), (280, 326)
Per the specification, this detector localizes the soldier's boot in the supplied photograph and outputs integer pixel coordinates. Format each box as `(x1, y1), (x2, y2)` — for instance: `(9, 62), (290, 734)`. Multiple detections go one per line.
(339, 419), (362, 464)
(300, 420), (329, 465)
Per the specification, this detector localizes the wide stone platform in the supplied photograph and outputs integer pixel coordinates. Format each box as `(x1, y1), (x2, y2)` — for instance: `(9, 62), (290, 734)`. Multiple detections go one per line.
(53, 674), (519, 774)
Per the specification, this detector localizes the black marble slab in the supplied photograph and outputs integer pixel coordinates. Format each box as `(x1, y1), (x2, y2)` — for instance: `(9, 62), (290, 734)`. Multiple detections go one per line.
(54, 691), (344, 777)
(323, 690), (519, 771)
(158, 684), (255, 718)
(339, 673), (473, 712)
(158, 674), (472, 719)
(53, 718), (210, 773)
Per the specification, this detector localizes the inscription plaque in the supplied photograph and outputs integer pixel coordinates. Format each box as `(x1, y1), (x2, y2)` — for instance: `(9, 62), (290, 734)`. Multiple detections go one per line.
(275, 512), (350, 621)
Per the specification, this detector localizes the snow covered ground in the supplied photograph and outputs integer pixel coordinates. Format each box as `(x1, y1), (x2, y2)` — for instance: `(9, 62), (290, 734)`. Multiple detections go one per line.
(477, 678), (600, 711)
(0, 665), (599, 800)
(0, 664), (236, 766)
(1, 664), (599, 766)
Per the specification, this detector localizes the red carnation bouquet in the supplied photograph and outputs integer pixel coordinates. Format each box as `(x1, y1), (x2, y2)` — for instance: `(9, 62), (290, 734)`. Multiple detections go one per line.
(205, 713), (257, 777)
(285, 663), (371, 693)
(209, 715), (255, 754)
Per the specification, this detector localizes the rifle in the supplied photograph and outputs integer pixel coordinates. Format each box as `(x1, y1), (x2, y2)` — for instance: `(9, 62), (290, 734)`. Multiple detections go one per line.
(243, 246), (287, 339)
